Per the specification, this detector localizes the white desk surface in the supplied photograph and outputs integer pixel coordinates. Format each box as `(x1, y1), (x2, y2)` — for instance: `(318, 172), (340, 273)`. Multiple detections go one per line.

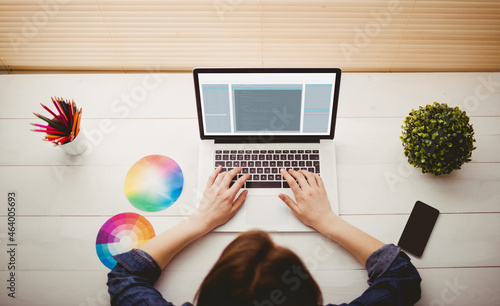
(0, 72), (499, 305)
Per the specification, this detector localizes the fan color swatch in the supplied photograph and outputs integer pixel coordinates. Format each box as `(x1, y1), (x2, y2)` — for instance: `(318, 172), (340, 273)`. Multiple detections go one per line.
(96, 213), (156, 269)
(124, 155), (184, 212)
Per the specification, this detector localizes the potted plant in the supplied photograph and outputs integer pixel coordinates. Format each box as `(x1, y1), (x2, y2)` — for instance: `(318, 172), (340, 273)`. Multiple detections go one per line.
(400, 102), (476, 175)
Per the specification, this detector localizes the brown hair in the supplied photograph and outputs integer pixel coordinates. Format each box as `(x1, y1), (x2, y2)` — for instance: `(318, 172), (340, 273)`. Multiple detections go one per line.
(195, 230), (323, 306)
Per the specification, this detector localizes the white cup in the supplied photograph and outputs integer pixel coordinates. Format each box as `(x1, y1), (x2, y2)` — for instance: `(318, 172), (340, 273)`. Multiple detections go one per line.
(59, 132), (88, 155)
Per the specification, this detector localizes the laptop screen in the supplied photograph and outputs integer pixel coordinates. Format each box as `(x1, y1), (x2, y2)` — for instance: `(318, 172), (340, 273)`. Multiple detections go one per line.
(194, 68), (341, 141)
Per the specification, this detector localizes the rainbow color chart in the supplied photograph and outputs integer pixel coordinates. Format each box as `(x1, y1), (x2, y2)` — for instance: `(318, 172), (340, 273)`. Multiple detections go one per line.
(95, 212), (156, 269)
(124, 155), (184, 212)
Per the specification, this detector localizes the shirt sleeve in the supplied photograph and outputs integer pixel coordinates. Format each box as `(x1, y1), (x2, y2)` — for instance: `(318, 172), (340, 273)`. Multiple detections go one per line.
(366, 244), (404, 285)
(107, 248), (178, 306)
(328, 244), (422, 306)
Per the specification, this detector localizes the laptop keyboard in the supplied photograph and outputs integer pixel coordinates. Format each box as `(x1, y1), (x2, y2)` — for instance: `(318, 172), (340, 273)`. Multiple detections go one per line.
(214, 149), (320, 188)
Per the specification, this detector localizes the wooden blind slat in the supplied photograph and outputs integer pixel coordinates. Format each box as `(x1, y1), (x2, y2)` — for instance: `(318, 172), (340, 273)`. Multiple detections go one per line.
(1, 0), (499, 73)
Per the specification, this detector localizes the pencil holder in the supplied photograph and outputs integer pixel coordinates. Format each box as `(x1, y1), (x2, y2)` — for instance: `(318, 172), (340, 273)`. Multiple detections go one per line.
(58, 129), (88, 155)
(31, 97), (86, 155)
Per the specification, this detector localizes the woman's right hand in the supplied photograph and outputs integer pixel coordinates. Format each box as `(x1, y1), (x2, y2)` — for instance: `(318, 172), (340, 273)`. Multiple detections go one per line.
(278, 169), (339, 233)
(280, 169), (385, 267)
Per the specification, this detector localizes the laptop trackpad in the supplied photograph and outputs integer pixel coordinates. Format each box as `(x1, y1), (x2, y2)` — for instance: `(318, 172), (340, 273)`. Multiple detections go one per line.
(246, 195), (290, 225)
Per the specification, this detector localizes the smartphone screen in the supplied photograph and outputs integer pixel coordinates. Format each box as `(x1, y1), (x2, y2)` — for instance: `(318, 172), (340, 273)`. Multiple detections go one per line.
(398, 201), (439, 257)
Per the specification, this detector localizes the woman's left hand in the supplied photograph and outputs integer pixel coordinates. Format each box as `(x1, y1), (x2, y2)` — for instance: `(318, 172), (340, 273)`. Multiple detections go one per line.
(190, 166), (250, 232)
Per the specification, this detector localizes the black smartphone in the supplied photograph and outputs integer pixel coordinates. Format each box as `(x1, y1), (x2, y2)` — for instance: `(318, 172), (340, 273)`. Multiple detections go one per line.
(398, 201), (440, 257)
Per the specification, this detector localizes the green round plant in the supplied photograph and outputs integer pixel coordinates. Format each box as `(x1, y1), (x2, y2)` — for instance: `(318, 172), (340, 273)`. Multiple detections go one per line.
(400, 102), (476, 175)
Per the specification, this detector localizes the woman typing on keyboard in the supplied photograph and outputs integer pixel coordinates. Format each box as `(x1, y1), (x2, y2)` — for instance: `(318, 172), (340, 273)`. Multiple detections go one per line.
(107, 166), (421, 306)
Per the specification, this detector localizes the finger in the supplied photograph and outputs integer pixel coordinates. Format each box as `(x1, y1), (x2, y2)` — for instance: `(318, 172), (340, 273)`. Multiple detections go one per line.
(230, 189), (248, 214)
(280, 168), (301, 193)
(229, 173), (250, 193)
(300, 170), (317, 188)
(278, 193), (300, 215)
(315, 173), (325, 189)
(206, 166), (222, 188)
(221, 167), (241, 187)
(213, 171), (227, 186)
(290, 169), (309, 189)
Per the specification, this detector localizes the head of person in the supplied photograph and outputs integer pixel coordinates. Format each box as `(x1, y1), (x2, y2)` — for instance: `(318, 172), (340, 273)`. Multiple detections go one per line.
(195, 230), (322, 306)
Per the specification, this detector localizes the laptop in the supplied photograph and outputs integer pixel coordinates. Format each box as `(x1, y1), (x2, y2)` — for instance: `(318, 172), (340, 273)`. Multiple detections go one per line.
(194, 68), (341, 232)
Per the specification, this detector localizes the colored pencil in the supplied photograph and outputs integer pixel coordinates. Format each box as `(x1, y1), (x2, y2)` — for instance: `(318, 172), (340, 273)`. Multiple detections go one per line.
(51, 97), (69, 128)
(31, 123), (60, 130)
(71, 110), (78, 136)
(45, 135), (61, 140)
(30, 123), (61, 131)
(76, 109), (82, 136)
(59, 98), (70, 127)
(68, 100), (73, 126)
(40, 103), (59, 119)
(31, 128), (66, 134)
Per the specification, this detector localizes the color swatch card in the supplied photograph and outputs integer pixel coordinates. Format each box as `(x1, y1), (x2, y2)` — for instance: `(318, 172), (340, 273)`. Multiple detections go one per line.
(124, 155), (184, 212)
(96, 212), (156, 269)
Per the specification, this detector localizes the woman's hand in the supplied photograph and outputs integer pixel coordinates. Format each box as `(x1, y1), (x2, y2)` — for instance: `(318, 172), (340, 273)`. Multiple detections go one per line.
(191, 166), (250, 232)
(279, 169), (339, 232)
(137, 166), (249, 270)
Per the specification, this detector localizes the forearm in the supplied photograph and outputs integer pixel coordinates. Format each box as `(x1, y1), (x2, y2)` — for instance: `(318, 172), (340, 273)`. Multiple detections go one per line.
(138, 215), (210, 269)
(316, 214), (385, 266)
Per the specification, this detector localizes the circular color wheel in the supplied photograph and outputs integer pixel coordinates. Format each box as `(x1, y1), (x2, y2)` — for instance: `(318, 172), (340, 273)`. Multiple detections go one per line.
(95, 212), (156, 269)
(124, 155), (184, 212)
